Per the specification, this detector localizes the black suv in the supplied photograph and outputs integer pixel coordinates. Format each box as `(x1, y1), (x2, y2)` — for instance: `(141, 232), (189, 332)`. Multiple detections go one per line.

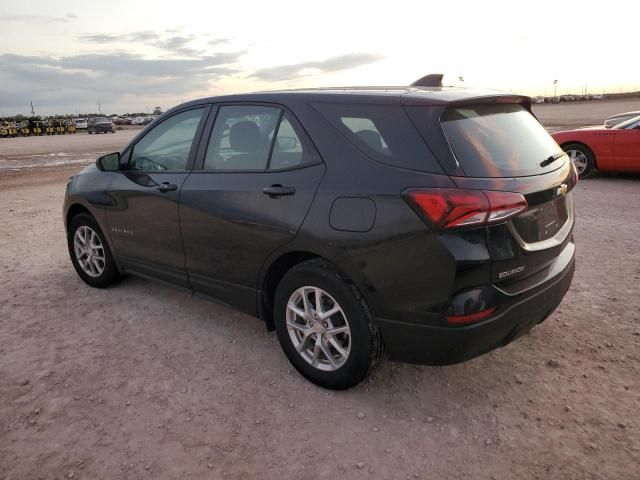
(64, 80), (577, 389)
(87, 117), (115, 134)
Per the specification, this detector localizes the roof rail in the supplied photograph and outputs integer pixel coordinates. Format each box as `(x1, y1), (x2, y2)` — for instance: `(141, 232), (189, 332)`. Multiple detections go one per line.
(410, 74), (444, 88)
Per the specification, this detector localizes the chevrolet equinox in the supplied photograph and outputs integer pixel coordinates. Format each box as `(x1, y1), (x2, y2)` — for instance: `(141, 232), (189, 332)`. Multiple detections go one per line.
(64, 76), (577, 389)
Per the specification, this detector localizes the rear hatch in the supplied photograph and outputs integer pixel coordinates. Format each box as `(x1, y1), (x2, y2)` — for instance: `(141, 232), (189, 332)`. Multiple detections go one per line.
(407, 100), (577, 289)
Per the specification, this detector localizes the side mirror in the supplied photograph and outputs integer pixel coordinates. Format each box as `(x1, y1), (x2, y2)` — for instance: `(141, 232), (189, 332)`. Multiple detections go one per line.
(96, 152), (120, 171)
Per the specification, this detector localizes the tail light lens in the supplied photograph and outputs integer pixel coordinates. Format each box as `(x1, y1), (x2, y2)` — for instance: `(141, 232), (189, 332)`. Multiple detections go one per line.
(403, 188), (527, 230)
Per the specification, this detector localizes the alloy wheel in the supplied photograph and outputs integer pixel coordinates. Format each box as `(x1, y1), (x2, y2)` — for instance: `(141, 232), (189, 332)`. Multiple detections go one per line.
(286, 286), (351, 372)
(73, 225), (105, 278)
(567, 149), (588, 175)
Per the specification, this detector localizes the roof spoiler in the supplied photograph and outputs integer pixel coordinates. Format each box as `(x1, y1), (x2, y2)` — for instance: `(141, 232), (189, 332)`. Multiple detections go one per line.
(410, 74), (443, 88)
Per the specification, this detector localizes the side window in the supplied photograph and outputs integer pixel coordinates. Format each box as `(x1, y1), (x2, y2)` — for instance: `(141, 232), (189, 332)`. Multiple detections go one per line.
(340, 117), (390, 156)
(204, 106), (281, 171)
(269, 114), (304, 170)
(129, 108), (205, 171)
(312, 102), (442, 173)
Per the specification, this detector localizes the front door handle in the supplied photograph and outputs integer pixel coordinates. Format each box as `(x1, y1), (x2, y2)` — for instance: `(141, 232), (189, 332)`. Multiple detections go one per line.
(262, 184), (296, 197)
(156, 182), (178, 193)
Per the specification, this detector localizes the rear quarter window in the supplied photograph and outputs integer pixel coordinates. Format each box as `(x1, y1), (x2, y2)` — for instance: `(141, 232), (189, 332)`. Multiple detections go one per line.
(312, 102), (443, 173)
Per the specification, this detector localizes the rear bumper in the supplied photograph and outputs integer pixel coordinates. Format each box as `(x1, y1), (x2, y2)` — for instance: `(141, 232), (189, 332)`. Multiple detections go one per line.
(376, 251), (575, 366)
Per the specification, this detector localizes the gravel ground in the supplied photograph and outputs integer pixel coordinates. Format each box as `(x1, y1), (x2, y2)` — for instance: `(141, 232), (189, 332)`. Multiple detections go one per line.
(0, 130), (138, 172)
(1, 111), (639, 479)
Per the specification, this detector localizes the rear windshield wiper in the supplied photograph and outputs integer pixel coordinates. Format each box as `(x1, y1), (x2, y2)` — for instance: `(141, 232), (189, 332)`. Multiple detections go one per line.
(540, 152), (565, 168)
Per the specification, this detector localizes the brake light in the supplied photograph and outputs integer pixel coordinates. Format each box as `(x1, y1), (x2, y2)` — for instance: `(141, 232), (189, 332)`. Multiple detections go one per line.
(403, 188), (527, 230)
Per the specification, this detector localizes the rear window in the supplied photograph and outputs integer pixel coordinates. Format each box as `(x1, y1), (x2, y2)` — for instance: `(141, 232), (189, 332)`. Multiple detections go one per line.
(312, 103), (442, 173)
(439, 104), (563, 177)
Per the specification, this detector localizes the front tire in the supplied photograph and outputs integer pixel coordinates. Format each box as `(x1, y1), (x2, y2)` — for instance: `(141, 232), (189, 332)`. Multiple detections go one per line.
(67, 213), (121, 288)
(274, 259), (384, 390)
(563, 143), (595, 179)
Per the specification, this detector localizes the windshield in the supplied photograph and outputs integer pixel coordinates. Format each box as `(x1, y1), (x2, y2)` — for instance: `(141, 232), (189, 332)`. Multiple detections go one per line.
(440, 103), (564, 177)
(613, 114), (640, 130)
(94, 117), (110, 123)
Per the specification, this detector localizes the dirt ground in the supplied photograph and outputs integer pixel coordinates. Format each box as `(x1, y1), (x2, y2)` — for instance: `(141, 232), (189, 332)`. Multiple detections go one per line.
(1, 104), (639, 479)
(0, 130), (139, 172)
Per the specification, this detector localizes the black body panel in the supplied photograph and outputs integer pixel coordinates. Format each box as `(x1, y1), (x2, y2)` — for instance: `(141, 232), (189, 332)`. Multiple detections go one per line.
(105, 171), (191, 287)
(329, 197), (377, 232)
(179, 164), (325, 315)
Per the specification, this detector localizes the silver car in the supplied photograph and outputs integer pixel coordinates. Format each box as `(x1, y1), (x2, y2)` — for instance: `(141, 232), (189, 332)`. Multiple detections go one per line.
(604, 111), (640, 128)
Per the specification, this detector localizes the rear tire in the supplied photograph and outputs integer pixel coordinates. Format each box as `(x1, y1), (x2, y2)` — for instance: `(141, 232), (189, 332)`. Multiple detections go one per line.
(563, 143), (595, 179)
(67, 213), (121, 288)
(274, 259), (384, 390)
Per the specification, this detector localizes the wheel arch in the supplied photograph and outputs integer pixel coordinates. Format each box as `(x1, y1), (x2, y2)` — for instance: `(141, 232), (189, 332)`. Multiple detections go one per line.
(259, 250), (321, 330)
(258, 247), (374, 331)
(65, 203), (92, 232)
(65, 200), (122, 272)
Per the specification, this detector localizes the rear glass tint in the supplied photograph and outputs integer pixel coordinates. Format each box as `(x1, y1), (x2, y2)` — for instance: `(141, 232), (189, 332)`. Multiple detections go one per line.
(439, 104), (564, 177)
(312, 103), (442, 173)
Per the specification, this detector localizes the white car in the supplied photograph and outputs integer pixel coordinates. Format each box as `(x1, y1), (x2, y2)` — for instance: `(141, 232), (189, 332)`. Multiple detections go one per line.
(74, 118), (88, 129)
(604, 111), (640, 128)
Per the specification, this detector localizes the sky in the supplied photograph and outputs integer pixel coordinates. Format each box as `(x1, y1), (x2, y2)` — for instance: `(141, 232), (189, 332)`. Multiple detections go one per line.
(0, 0), (637, 115)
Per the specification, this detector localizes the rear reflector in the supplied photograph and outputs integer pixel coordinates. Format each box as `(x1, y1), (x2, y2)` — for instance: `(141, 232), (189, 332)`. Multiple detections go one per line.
(446, 306), (497, 325)
(403, 188), (527, 230)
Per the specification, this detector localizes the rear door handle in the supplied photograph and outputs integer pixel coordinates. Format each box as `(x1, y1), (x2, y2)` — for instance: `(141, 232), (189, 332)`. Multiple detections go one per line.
(262, 184), (296, 197)
(156, 182), (178, 193)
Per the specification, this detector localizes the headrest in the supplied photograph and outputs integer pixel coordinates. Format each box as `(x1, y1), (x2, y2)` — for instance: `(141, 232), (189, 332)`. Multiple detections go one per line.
(229, 121), (262, 153)
(356, 129), (383, 153)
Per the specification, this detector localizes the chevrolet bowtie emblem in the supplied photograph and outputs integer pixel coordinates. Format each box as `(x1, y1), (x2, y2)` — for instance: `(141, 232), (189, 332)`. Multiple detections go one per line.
(557, 183), (568, 196)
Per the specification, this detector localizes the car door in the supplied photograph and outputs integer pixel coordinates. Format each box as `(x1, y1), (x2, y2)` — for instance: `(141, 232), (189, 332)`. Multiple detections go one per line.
(613, 121), (640, 172)
(179, 104), (325, 314)
(105, 105), (210, 287)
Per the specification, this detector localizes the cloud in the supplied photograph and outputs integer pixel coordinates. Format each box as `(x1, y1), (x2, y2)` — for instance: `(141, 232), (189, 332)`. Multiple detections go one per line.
(128, 31), (160, 42)
(251, 53), (384, 81)
(2, 26), (242, 113)
(79, 33), (120, 44)
(208, 38), (230, 46)
(155, 35), (200, 56)
(0, 13), (76, 23)
(57, 52), (243, 76)
(80, 30), (161, 45)
(0, 51), (243, 112)
(79, 30), (231, 57)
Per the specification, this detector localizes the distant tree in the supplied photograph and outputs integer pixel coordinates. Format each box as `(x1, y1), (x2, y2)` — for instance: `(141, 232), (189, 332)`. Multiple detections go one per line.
(153, 106), (162, 115)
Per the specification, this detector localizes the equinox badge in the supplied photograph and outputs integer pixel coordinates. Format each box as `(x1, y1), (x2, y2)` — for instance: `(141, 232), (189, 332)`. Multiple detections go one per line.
(498, 265), (525, 279)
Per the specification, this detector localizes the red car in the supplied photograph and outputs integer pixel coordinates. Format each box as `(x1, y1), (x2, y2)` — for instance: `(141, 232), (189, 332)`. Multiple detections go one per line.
(552, 115), (640, 178)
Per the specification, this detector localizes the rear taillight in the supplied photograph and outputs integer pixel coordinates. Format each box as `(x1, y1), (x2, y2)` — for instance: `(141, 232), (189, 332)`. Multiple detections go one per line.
(403, 188), (527, 230)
